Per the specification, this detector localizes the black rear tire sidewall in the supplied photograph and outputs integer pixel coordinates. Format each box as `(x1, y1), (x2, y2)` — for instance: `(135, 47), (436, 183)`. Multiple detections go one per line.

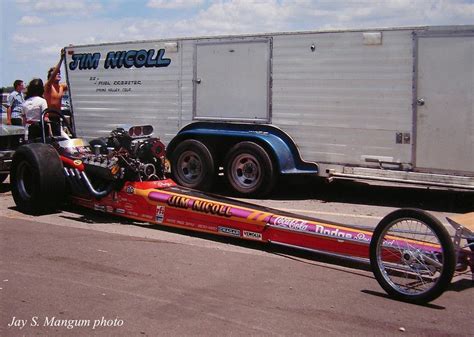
(225, 141), (276, 197)
(0, 173), (8, 184)
(170, 139), (215, 191)
(369, 208), (456, 303)
(11, 143), (65, 214)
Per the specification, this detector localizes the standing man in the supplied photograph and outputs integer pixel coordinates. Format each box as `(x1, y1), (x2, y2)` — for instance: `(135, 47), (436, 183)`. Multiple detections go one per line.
(6, 80), (25, 125)
(44, 49), (68, 111)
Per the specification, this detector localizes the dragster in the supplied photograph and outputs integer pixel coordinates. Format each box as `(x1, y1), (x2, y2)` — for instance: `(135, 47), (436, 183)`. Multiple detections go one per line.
(9, 110), (474, 304)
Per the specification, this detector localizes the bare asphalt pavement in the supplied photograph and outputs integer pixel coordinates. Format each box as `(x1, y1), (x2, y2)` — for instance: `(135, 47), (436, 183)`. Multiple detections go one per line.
(1, 179), (473, 336)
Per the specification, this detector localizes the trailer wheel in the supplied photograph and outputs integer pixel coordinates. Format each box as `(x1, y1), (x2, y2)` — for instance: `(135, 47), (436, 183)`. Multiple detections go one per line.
(171, 139), (215, 191)
(0, 174), (7, 184)
(370, 209), (455, 304)
(225, 141), (276, 197)
(11, 143), (65, 214)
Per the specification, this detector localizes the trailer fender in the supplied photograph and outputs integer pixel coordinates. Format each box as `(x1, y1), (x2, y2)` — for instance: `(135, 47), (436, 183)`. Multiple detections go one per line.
(167, 122), (318, 175)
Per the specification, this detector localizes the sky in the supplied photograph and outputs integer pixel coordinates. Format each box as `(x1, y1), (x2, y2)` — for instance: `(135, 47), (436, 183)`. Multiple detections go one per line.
(1, 0), (473, 88)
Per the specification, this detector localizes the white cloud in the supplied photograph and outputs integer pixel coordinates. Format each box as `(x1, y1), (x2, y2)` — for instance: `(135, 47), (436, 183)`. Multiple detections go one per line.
(16, 0), (103, 16)
(4, 0), (474, 88)
(147, 0), (204, 9)
(19, 16), (46, 25)
(163, 0), (291, 36)
(35, 0), (86, 10)
(52, 0), (474, 43)
(12, 34), (37, 44)
(39, 44), (64, 55)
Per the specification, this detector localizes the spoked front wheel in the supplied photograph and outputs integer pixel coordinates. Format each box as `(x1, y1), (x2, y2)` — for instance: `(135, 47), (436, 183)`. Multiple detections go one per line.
(370, 209), (455, 304)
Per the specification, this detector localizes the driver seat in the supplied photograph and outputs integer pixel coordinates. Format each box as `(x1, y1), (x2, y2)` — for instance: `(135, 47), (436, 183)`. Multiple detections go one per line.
(42, 108), (72, 142)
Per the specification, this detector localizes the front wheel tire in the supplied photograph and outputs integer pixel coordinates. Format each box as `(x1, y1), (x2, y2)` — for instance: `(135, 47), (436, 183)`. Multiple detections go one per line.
(370, 209), (455, 304)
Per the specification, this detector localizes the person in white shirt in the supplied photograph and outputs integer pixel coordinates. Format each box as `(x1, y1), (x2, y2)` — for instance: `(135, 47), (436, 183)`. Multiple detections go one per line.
(22, 78), (48, 139)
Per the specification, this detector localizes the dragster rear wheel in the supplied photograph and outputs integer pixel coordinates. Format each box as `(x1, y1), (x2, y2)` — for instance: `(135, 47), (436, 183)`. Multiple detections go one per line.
(370, 209), (455, 304)
(0, 173), (7, 184)
(11, 143), (65, 214)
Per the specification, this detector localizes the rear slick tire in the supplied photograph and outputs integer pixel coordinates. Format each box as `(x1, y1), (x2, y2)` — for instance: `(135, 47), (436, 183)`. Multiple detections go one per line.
(370, 209), (455, 304)
(0, 173), (8, 184)
(11, 143), (65, 214)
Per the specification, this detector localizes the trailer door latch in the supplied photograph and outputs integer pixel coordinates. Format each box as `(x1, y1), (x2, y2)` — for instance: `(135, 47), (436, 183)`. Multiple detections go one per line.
(396, 132), (411, 144)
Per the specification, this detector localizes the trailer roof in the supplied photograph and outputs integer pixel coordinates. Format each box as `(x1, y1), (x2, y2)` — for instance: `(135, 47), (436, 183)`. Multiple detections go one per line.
(64, 25), (474, 49)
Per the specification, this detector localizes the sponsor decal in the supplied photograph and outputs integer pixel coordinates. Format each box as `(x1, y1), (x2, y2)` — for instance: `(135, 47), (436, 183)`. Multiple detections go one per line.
(356, 232), (392, 246)
(94, 204), (106, 212)
(167, 195), (232, 217)
(167, 195), (190, 209)
(356, 233), (370, 243)
(271, 216), (354, 240)
(125, 186), (135, 194)
(106, 206), (114, 213)
(155, 206), (165, 223)
(73, 159), (82, 166)
(314, 224), (353, 239)
(217, 226), (241, 237)
(273, 217), (309, 231)
(243, 231), (262, 241)
(197, 224), (217, 232)
(192, 199), (232, 217)
(68, 49), (171, 71)
(115, 208), (125, 214)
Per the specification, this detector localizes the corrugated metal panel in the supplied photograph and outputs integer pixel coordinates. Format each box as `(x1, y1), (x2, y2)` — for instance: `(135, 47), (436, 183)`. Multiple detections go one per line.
(179, 41), (197, 129)
(272, 30), (414, 166)
(67, 30), (415, 165)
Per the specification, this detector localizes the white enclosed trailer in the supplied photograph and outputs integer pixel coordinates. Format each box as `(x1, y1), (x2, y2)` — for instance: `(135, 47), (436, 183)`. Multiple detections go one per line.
(64, 25), (474, 196)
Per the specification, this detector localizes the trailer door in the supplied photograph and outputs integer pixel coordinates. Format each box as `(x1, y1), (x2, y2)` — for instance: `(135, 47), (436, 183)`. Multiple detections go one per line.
(194, 39), (271, 122)
(415, 33), (474, 173)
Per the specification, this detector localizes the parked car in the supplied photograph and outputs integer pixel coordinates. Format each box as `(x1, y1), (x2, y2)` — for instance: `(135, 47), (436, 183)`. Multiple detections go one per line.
(0, 105), (25, 183)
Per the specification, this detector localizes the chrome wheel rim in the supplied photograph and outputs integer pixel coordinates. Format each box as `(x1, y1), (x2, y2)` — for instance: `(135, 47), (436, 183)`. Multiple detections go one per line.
(375, 218), (444, 296)
(178, 151), (203, 183)
(230, 153), (261, 190)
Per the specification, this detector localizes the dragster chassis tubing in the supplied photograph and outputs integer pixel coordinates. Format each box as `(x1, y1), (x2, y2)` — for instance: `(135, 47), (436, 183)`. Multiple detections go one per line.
(68, 179), (468, 304)
(72, 180), (373, 262)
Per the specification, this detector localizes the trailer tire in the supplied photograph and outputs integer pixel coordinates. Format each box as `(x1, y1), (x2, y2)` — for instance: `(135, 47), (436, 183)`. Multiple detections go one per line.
(225, 141), (276, 197)
(11, 143), (65, 214)
(370, 209), (455, 304)
(171, 139), (215, 191)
